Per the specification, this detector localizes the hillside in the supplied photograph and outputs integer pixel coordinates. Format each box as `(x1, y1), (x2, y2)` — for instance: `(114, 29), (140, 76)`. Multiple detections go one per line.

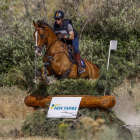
(0, 0), (140, 139)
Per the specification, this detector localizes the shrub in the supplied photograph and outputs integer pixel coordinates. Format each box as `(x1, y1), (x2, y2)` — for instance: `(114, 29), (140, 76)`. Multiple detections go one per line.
(1, 0), (140, 95)
(22, 108), (124, 137)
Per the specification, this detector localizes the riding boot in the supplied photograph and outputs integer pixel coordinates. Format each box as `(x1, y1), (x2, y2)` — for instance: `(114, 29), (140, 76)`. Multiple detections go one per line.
(75, 53), (85, 74)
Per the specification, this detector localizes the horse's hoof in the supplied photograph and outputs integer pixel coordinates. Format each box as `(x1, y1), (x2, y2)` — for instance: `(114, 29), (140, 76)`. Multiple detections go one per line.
(46, 78), (50, 83)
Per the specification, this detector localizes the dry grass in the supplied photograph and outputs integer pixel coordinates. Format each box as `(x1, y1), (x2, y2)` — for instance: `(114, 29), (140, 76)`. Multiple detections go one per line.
(0, 118), (57, 140)
(0, 86), (58, 139)
(112, 78), (140, 125)
(0, 137), (57, 140)
(0, 86), (35, 139)
(0, 86), (34, 119)
(15, 137), (57, 140)
(0, 118), (24, 132)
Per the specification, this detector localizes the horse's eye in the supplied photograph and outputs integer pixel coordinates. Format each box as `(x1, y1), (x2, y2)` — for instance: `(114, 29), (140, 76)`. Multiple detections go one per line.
(40, 34), (44, 38)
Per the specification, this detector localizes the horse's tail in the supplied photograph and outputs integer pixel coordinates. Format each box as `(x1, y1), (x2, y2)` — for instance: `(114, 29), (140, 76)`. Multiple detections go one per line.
(95, 64), (100, 69)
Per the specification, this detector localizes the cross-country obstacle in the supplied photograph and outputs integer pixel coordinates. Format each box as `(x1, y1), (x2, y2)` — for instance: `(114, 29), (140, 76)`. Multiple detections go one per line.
(24, 95), (116, 109)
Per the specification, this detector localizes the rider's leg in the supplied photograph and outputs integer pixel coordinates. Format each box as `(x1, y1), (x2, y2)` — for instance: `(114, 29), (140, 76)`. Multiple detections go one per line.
(75, 53), (85, 74)
(72, 36), (85, 74)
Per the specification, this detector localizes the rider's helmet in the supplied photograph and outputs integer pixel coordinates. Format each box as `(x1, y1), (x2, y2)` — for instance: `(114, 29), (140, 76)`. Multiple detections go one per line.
(54, 11), (64, 19)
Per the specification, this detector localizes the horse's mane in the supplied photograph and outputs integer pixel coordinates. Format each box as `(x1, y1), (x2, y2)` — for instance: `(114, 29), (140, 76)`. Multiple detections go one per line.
(37, 20), (55, 33)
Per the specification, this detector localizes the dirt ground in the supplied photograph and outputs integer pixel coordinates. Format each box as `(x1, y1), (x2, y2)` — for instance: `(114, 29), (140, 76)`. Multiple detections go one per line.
(112, 78), (140, 125)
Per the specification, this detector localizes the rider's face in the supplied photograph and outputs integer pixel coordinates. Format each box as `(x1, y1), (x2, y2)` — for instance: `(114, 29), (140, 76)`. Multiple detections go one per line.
(55, 18), (63, 25)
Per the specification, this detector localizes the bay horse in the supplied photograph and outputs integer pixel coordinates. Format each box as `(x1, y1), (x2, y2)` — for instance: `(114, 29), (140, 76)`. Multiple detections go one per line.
(33, 20), (99, 84)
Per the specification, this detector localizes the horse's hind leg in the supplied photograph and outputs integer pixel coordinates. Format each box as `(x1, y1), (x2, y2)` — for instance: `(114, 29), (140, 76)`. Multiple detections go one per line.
(87, 61), (100, 79)
(83, 60), (100, 80)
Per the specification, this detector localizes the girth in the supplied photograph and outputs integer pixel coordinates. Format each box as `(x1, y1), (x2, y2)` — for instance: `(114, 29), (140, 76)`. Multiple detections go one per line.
(44, 49), (74, 78)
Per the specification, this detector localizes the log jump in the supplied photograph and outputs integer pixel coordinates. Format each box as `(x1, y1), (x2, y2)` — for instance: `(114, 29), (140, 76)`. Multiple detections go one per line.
(24, 95), (116, 109)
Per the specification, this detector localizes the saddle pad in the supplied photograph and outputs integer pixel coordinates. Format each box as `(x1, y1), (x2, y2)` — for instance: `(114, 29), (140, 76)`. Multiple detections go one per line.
(81, 59), (86, 68)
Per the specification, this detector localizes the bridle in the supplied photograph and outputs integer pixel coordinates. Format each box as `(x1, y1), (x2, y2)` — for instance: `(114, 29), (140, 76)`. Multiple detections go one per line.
(35, 27), (61, 55)
(35, 28), (49, 52)
(34, 27), (51, 86)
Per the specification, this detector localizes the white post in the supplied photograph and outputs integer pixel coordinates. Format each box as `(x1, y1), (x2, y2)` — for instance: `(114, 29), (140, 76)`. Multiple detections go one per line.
(35, 54), (37, 91)
(107, 46), (111, 71)
(35, 54), (37, 83)
(104, 40), (117, 96)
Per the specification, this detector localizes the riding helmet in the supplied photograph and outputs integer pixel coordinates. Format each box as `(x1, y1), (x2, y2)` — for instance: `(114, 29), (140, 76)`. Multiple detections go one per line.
(54, 11), (64, 19)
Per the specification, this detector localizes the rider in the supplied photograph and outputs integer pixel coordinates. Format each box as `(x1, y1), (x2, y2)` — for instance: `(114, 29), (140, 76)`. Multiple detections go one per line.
(53, 10), (85, 74)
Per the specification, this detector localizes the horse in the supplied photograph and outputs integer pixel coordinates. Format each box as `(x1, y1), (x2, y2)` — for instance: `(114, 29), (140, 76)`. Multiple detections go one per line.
(33, 20), (100, 84)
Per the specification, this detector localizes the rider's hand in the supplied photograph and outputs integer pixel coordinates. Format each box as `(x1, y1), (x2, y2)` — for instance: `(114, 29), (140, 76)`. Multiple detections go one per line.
(63, 35), (68, 39)
(57, 34), (65, 40)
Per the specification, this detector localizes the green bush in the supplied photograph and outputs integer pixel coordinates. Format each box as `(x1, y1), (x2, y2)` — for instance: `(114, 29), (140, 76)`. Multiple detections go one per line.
(0, 73), (9, 87)
(0, 0), (140, 96)
(22, 108), (124, 137)
(33, 78), (98, 96)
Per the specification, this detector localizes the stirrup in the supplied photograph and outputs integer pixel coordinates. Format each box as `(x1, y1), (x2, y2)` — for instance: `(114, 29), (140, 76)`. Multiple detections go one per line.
(78, 67), (85, 74)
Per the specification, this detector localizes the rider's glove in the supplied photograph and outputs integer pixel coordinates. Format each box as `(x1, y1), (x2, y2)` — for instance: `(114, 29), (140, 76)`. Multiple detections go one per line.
(57, 33), (65, 40)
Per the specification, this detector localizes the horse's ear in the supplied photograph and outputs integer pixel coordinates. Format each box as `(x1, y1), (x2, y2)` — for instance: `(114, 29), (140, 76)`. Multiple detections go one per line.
(33, 20), (38, 28)
(39, 21), (43, 27)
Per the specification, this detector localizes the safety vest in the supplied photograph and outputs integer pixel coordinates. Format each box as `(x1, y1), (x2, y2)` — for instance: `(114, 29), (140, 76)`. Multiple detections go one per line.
(53, 19), (78, 38)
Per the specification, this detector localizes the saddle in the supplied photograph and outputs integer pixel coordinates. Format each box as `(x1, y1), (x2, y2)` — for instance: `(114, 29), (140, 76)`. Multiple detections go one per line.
(68, 45), (86, 68)
(67, 45), (75, 63)
(57, 33), (86, 68)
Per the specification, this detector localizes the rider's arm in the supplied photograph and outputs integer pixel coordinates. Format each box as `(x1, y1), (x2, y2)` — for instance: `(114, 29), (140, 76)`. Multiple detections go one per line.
(66, 31), (74, 40)
(64, 24), (74, 40)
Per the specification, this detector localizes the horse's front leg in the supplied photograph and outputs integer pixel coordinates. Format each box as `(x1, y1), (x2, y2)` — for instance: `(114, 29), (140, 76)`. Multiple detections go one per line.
(37, 67), (50, 76)
(37, 66), (52, 83)
(43, 66), (50, 83)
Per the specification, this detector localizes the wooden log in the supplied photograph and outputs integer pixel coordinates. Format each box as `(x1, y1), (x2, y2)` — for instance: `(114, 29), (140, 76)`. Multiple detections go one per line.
(24, 95), (116, 109)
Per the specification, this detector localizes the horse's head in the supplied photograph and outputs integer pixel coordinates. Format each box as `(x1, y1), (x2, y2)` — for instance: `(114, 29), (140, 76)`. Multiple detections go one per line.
(33, 20), (48, 56)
